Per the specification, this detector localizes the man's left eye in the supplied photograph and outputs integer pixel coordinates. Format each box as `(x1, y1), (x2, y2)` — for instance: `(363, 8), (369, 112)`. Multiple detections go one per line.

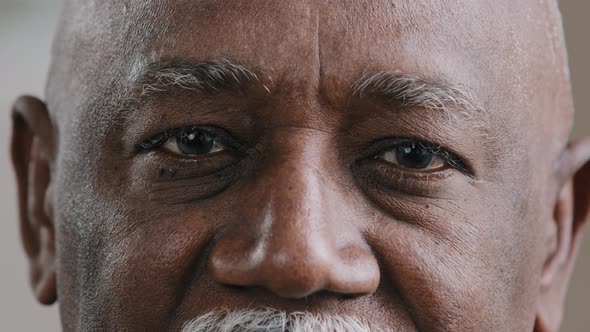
(377, 140), (445, 171)
(161, 127), (226, 156)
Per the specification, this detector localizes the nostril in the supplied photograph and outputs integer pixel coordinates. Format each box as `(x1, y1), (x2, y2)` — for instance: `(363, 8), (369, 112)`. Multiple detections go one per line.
(337, 293), (358, 300)
(224, 284), (249, 292)
(303, 290), (359, 301)
(294, 290), (366, 303)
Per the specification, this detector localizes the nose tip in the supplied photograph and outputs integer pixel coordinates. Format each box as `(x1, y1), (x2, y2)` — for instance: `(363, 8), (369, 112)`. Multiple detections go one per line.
(262, 245), (334, 298)
(209, 233), (380, 299)
(267, 243), (381, 298)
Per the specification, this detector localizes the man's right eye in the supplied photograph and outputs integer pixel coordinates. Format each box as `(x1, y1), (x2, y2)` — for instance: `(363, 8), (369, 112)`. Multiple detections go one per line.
(161, 127), (226, 156)
(139, 126), (230, 157)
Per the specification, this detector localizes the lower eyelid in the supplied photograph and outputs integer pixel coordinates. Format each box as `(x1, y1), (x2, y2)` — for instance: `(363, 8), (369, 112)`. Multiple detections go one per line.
(352, 164), (454, 201)
(362, 159), (454, 181)
(159, 150), (232, 164)
(137, 142), (256, 185)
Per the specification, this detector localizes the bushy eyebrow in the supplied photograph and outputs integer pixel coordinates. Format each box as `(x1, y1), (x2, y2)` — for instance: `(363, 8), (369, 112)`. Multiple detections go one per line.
(128, 61), (488, 131)
(351, 70), (488, 125)
(134, 59), (262, 97)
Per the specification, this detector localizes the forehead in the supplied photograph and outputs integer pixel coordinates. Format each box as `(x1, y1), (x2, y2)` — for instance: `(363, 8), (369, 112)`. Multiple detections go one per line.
(56, 0), (565, 136)
(119, 1), (519, 91)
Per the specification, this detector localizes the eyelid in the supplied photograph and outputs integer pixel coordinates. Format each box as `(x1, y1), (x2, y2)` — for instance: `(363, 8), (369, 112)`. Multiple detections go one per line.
(369, 158), (455, 182)
(137, 126), (241, 153)
(361, 137), (470, 175)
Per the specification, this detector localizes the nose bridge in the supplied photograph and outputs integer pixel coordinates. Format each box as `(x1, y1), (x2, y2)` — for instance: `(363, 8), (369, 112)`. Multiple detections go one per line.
(209, 132), (380, 298)
(268, 152), (331, 247)
(256, 130), (341, 261)
(265, 159), (334, 267)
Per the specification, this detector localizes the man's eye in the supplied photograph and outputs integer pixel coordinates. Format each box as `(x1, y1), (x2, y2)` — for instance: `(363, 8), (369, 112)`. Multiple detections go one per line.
(139, 126), (229, 157)
(162, 128), (225, 156)
(377, 140), (445, 170)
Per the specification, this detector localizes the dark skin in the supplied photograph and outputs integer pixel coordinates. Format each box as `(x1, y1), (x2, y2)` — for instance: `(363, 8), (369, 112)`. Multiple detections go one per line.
(10, 0), (590, 331)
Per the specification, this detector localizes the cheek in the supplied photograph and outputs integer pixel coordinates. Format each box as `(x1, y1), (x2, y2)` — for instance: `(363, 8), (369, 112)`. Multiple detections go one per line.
(96, 206), (217, 331)
(368, 191), (541, 331)
(56, 180), (219, 331)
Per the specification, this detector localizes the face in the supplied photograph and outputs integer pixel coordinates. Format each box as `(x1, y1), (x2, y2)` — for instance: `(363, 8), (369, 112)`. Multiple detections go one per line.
(10, 0), (590, 331)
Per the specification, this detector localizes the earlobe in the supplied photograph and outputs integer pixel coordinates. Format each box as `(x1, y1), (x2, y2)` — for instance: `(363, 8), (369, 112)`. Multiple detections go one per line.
(11, 96), (58, 305)
(535, 138), (590, 332)
(33, 225), (57, 305)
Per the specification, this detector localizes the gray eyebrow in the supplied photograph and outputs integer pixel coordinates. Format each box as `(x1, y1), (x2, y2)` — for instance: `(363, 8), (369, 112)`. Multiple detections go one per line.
(135, 59), (263, 97)
(351, 70), (488, 125)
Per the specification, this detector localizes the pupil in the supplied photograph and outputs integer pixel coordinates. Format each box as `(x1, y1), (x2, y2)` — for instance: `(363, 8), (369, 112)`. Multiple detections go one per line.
(395, 142), (434, 169)
(177, 129), (215, 155)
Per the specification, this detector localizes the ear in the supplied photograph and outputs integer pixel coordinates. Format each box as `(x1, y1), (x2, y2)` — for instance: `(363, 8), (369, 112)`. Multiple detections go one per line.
(11, 96), (58, 305)
(535, 137), (590, 332)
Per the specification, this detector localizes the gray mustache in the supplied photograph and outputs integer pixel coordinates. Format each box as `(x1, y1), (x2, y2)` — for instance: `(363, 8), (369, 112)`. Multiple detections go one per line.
(181, 308), (392, 332)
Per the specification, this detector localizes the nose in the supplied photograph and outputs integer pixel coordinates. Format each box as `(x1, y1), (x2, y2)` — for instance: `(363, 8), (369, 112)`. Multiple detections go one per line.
(208, 153), (380, 299)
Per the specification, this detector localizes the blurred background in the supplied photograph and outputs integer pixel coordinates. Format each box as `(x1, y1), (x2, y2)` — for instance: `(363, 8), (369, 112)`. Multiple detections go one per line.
(0, 1), (588, 331)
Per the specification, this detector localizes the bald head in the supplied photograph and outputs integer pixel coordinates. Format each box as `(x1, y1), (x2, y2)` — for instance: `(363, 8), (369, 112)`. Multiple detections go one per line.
(44, 1), (576, 187)
(11, 1), (590, 331)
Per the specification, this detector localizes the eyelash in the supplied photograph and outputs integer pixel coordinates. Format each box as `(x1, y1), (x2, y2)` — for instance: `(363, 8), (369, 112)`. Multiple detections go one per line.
(137, 126), (233, 152)
(366, 138), (469, 174)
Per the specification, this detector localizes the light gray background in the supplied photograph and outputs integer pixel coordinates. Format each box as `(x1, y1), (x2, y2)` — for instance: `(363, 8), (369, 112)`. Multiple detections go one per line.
(0, 1), (588, 331)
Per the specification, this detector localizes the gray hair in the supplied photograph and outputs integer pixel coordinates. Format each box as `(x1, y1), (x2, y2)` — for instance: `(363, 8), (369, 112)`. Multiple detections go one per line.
(181, 308), (393, 332)
(351, 70), (487, 125)
(140, 59), (261, 96)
